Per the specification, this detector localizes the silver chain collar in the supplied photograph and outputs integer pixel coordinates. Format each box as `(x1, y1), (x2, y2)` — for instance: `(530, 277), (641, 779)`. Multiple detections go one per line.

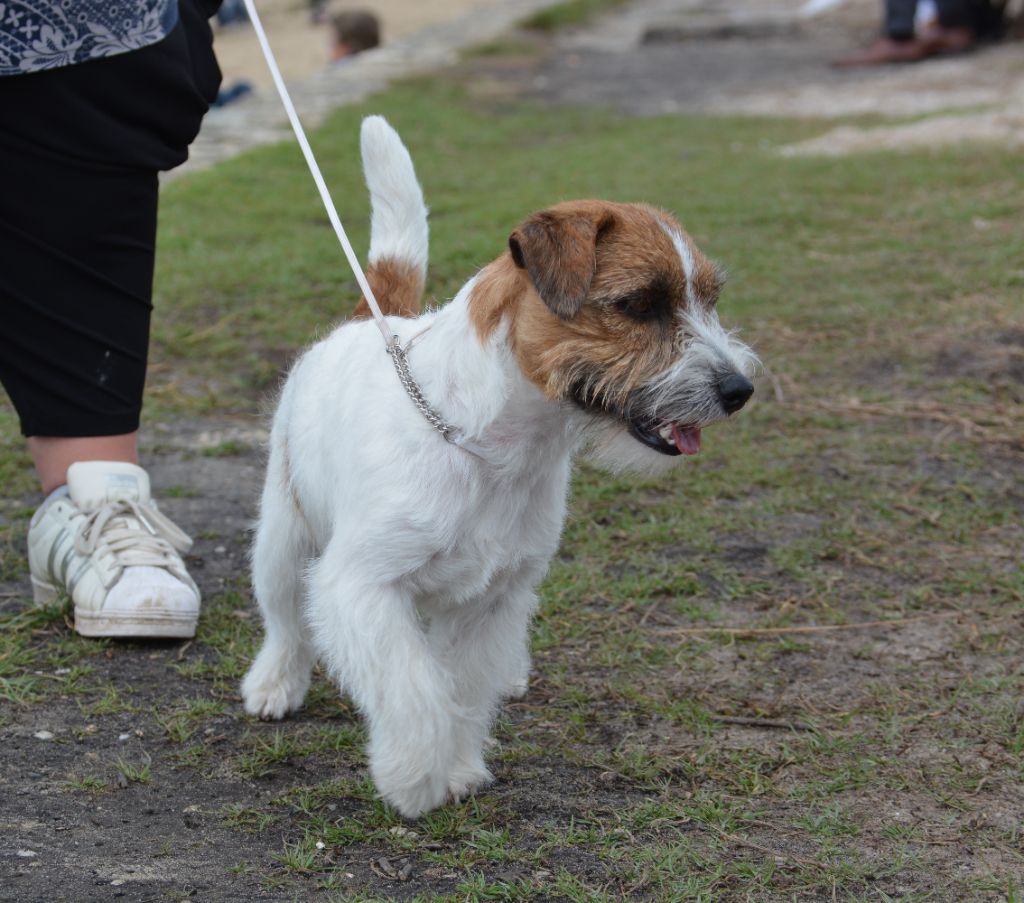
(386, 336), (457, 442)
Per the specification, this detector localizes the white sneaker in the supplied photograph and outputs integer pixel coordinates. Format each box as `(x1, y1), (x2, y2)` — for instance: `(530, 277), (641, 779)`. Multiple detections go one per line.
(28, 461), (201, 638)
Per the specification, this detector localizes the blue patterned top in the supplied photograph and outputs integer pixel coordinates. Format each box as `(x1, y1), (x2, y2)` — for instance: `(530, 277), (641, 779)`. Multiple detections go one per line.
(0, 0), (179, 76)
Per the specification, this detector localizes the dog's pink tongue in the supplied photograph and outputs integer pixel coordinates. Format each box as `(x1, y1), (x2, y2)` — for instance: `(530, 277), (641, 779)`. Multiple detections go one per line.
(672, 424), (702, 455)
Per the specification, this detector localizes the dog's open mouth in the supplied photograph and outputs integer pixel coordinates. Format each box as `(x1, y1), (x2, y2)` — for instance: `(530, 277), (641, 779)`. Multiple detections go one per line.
(628, 419), (701, 456)
(569, 382), (702, 456)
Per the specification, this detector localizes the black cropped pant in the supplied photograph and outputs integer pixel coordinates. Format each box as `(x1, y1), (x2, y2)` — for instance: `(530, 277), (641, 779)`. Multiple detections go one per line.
(0, 0), (221, 437)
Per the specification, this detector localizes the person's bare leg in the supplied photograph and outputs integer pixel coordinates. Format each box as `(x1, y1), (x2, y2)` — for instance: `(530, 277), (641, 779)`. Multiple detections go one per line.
(28, 433), (138, 495)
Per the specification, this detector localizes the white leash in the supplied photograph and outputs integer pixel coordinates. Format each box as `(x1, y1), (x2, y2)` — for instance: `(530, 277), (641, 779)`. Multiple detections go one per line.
(240, 0), (392, 345)
(239, 0), (488, 460)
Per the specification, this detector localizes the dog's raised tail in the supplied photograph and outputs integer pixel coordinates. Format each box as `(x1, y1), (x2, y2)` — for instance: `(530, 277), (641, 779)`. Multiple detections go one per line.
(352, 116), (428, 320)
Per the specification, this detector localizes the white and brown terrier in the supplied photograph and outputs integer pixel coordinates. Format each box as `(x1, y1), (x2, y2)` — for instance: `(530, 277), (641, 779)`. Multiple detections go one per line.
(242, 117), (757, 817)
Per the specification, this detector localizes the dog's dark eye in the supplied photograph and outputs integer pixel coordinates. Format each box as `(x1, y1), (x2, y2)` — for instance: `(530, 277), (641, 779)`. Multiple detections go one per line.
(614, 289), (668, 321)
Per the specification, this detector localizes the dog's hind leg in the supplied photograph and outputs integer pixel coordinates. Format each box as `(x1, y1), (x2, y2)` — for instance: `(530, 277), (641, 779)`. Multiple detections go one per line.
(306, 540), (459, 819)
(241, 435), (316, 721)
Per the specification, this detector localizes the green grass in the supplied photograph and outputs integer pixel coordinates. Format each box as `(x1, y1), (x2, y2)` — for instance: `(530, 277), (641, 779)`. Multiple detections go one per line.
(114, 755), (152, 785)
(520, 0), (630, 31)
(61, 774), (109, 794)
(1, 66), (1022, 902)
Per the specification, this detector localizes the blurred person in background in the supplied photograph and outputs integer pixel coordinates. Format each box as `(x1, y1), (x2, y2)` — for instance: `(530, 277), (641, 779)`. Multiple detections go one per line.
(834, 0), (1007, 65)
(330, 9), (381, 62)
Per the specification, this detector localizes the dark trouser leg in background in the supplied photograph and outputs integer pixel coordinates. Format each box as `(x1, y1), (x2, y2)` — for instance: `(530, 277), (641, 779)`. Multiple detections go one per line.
(885, 0), (920, 39)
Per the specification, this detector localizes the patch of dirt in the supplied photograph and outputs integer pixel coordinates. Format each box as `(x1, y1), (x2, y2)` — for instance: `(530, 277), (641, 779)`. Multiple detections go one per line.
(930, 327), (1024, 390)
(1, 424), (264, 901)
(849, 321), (1024, 405)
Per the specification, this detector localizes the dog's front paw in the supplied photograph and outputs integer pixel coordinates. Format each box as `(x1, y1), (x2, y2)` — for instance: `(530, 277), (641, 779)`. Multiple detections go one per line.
(447, 756), (493, 803)
(241, 653), (310, 720)
(374, 763), (451, 819)
(242, 682), (303, 720)
(505, 652), (531, 699)
(506, 674), (529, 699)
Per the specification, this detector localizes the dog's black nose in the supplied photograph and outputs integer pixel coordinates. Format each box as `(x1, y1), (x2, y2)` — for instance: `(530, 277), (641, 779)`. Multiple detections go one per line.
(717, 373), (754, 414)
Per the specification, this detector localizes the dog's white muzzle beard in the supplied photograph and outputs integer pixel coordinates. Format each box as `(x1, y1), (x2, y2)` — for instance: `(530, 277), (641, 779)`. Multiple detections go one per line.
(583, 312), (757, 471)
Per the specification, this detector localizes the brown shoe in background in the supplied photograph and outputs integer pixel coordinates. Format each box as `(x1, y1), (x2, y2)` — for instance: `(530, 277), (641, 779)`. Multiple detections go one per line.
(833, 36), (930, 67)
(919, 23), (975, 54)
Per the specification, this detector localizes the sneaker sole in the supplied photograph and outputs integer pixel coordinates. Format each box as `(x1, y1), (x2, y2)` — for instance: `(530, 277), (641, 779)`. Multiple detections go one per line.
(74, 607), (198, 639)
(33, 576), (197, 638)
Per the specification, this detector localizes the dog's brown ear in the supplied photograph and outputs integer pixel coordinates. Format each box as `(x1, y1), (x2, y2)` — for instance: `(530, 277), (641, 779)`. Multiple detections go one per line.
(509, 210), (610, 319)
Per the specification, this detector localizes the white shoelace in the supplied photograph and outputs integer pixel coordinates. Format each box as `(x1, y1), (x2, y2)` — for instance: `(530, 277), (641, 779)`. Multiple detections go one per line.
(74, 499), (193, 569)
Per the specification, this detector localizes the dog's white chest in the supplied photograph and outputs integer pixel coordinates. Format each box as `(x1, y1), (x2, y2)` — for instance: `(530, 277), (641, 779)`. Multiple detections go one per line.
(409, 458), (571, 606)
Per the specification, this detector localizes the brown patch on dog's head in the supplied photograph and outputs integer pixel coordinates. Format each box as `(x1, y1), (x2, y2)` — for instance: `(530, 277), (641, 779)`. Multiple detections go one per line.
(467, 255), (525, 341)
(691, 258), (726, 309)
(508, 207), (613, 319)
(470, 201), (719, 417)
